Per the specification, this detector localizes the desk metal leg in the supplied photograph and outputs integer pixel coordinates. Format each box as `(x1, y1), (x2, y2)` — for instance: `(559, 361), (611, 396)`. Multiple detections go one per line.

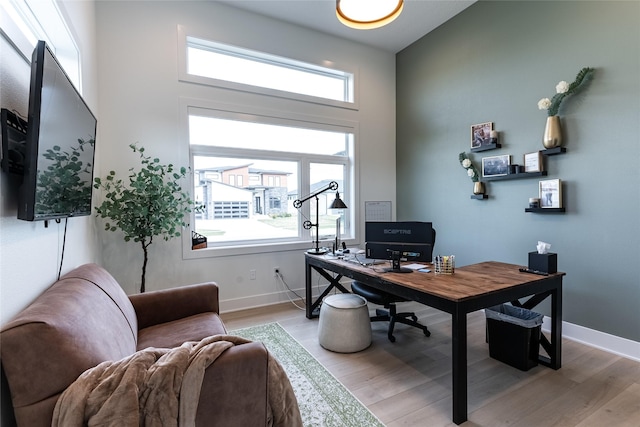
(511, 278), (563, 370)
(305, 261), (350, 319)
(305, 260), (314, 319)
(549, 284), (562, 369)
(452, 308), (468, 425)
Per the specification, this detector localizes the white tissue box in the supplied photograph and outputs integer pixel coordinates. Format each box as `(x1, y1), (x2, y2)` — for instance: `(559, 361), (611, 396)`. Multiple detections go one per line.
(528, 252), (557, 273)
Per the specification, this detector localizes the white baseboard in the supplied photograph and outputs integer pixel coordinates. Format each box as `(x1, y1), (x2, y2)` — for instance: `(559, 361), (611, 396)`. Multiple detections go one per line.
(221, 289), (306, 313)
(542, 316), (640, 362)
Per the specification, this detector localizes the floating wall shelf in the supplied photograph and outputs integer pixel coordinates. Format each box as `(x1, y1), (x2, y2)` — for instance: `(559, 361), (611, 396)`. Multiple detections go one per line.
(471, 143), (501, 153)
(464, 140), (568, 212)
(541, 147), (567, 156)
(482, 171), (547, 182)
(525, 208), (566, 213)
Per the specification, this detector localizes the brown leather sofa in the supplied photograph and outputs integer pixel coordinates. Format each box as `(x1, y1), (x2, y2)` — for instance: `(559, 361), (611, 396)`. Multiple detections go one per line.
(1, 263), (273, 426)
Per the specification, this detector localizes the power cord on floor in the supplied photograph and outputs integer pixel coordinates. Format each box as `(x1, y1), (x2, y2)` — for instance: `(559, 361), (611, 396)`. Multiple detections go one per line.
(275, 270), (306, 311)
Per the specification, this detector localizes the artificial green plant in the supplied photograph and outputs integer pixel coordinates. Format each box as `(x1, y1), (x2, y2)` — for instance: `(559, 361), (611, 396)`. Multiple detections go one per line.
(94, 143), (198, 293)
(537, 67), (595, 116)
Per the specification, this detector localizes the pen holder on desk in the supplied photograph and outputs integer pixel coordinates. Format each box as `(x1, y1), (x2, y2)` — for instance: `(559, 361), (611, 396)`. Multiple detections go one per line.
(434, 255), (455, 274)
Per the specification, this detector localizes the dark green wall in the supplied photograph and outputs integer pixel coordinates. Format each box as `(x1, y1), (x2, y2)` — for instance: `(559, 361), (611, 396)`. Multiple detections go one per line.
(396, 1), (639, 341)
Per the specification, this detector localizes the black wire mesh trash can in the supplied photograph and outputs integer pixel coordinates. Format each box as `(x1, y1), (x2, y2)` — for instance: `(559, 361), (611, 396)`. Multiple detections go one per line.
(485, 304), (544, 371)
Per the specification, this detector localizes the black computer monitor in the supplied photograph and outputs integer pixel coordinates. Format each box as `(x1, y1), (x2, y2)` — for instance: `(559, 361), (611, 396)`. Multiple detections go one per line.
(365, 221), (434, 273)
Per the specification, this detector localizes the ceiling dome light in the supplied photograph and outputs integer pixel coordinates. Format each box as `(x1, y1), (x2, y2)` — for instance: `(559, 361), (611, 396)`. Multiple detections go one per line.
(336, 0), (404, 30)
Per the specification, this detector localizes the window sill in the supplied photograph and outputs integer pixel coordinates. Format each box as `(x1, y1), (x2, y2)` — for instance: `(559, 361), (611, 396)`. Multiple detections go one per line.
(183, 238), (357, 259)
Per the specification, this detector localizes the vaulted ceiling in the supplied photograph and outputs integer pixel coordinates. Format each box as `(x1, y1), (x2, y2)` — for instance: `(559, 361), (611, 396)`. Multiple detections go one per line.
(215, 0), (476, 53)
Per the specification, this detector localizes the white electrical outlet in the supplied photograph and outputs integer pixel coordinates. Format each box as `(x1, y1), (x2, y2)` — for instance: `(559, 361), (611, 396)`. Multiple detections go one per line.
(250, 269), (256, 280)
(273, 267), (280, 277)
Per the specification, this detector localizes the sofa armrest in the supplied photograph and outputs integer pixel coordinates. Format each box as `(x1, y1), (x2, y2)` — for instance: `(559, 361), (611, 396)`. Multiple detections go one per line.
(129, 283), (219, 329)
(196, 342), (269, 427)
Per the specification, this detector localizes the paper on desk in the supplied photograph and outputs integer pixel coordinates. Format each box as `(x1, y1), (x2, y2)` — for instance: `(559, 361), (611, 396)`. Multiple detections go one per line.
(403, 263), (428, 270)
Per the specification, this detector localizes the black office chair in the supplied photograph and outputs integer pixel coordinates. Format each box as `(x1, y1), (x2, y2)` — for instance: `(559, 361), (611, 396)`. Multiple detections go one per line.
(351, 229), (435, 343)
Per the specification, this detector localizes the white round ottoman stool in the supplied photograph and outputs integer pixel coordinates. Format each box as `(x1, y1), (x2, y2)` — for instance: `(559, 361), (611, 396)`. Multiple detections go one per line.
(318, 293), (372, 353)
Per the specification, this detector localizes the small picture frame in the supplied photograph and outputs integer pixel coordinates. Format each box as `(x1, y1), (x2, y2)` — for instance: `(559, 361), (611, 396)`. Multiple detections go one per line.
(539, 179), (562, 208)
(524, 151), (543, 173)
(482, 154), (511, 177)
(470, 122), (494, 149)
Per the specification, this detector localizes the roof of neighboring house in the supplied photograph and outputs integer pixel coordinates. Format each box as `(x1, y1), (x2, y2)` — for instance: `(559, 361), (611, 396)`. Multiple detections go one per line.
(197, 165), (290, 176)
(199, 164), (253, 172)
(248, 168), (291, 176)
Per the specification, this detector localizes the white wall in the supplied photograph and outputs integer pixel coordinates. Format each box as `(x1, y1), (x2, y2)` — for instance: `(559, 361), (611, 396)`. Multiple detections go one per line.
(95, 1), (397, 306)
(0, 2), (99, 423)
(0, 1), (100, 325)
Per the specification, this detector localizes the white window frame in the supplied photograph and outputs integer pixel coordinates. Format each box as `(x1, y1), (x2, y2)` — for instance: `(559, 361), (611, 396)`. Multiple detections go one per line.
(180, 97), (358, 259)
(177, 25), (359, 111)
(0, 0), (82, 92)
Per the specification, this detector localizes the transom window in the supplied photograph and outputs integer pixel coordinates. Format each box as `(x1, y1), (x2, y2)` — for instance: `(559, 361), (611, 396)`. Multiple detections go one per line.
(178, 27), (357, 109)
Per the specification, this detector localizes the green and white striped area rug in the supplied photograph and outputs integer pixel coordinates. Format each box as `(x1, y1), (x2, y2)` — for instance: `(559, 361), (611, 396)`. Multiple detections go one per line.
(231, 322), (385, 427)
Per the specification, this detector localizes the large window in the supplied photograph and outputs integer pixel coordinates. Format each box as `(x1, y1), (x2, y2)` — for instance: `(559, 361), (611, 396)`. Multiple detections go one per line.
(180, 31), (358, 255)
(188, 105), (354, 252)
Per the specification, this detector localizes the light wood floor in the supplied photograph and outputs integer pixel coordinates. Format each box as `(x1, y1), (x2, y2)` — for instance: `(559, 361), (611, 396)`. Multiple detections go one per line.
(221, 301), (640, 427)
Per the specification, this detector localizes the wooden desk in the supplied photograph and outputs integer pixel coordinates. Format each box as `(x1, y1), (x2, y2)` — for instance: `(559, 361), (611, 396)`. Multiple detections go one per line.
(305, 255), (565, 425)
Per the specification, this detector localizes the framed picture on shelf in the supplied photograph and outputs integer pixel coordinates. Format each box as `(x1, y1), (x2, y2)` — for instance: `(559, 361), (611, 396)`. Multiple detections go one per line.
(539, 179), (562, 208)
(482, 154), (510, 177)
(524, 151), (543, 172)
(470, 122), (493, 149)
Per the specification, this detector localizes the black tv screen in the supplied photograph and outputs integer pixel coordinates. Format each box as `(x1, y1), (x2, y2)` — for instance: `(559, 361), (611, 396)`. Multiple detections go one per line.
(18, 40), (97, 221)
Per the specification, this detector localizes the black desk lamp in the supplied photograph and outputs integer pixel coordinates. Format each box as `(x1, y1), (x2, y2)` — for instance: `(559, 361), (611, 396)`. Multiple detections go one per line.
(293, 181), (348, 255)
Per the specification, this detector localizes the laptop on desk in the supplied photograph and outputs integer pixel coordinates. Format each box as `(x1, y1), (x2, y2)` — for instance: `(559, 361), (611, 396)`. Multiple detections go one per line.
(346, 256), (386, 266)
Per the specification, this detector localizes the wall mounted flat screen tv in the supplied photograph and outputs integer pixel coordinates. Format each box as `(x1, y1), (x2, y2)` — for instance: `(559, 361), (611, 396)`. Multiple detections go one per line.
(18, 40), (97, 222)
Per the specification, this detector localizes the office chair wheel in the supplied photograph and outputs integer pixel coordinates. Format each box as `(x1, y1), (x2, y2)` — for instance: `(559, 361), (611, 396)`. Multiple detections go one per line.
(423, 328), (431, 337)
(410, 314), (418, 322)
(388, 333), (396, 343)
